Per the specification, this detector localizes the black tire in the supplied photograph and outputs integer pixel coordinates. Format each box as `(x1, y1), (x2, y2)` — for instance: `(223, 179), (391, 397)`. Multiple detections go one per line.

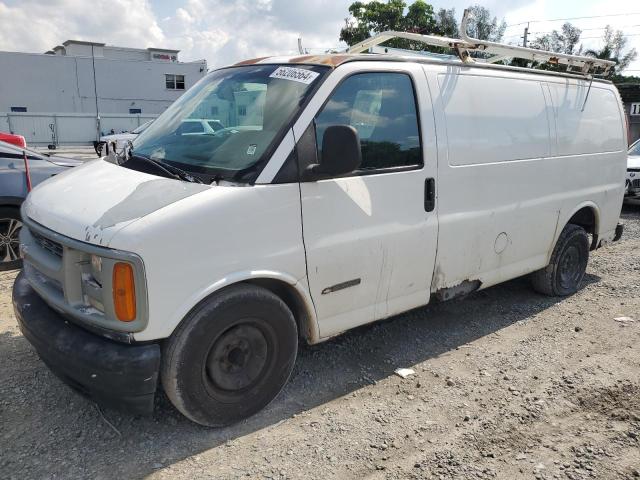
(161, 284), (298, 427)
(531, 224), (589, 296)
(0, 207), (23, 272)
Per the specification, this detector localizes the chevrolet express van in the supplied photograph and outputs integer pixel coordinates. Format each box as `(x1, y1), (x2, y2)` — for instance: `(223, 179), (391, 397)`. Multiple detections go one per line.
(13, 51), (626, 426)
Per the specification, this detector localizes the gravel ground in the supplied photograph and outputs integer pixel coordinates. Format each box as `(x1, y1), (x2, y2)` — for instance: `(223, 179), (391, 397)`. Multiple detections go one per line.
(1, 207), (639, 480)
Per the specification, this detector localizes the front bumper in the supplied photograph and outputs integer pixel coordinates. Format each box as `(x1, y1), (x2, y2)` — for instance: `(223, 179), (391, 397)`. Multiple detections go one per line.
(625, 174), (640, 198)
(13, 271), (161, 414)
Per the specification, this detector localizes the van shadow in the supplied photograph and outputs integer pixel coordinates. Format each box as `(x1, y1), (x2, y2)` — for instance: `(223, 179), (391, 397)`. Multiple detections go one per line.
(1, 272), (601, 479)
(622, 202), (640, 216)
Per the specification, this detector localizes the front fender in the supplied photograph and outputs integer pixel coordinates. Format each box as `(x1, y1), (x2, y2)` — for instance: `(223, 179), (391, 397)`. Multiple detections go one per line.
(151, 270), (319, 344)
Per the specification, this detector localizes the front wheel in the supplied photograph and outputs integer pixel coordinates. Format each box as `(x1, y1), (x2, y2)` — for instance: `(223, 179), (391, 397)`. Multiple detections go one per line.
(531, 224), (589, 296)
(161, 284), (298, 427)
(0, 207), (23, 272)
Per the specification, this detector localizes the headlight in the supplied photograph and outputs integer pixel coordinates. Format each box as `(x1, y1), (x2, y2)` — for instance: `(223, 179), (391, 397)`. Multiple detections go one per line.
(91, 254), (102, 273)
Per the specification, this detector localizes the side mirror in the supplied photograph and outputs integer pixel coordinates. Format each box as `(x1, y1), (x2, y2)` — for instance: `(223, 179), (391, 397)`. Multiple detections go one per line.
(304, 125), (361, 180)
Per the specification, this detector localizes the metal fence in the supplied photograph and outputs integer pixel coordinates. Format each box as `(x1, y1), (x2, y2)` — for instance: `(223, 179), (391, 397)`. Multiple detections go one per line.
(0, 112), (158, 146)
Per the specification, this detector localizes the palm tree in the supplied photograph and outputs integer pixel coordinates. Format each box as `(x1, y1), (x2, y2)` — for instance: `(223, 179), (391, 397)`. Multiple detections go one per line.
(584, 26), (637, 77)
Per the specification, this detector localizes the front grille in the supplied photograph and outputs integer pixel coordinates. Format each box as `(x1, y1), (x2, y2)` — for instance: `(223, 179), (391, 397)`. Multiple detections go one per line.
(633, 179), (640, 188)
(20, 217), (148, 333)
(31, 230), (63, 258)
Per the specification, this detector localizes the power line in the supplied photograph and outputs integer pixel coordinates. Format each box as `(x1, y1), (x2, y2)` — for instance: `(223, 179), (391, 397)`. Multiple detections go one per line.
(528, 30), (640, 36)
(506, 12), (640, 28)
(526, 25), (640, 36)
(580, 33), (640, 39)
(529, 33), (640, 39)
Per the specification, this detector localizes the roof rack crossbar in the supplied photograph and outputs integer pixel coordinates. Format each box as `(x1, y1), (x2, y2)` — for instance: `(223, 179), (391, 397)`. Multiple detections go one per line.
(347, 9), (615, 75)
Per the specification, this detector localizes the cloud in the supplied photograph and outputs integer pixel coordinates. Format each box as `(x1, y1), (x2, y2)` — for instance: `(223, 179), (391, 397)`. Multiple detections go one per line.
(0, 0), (165, 52)
(159, 0), (352, 67)
(0, 0), (637, 74)
(0, 0), (352, 67)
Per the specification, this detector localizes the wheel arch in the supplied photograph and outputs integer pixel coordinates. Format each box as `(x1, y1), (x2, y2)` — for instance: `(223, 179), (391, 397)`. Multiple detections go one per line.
(164, 271), (320, 344)
(564, 202), (600, 250)
(0, 197), (25, 208)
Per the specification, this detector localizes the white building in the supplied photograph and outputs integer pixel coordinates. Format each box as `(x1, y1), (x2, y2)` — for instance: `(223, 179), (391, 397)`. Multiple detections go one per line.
(0, 40), (207, 145)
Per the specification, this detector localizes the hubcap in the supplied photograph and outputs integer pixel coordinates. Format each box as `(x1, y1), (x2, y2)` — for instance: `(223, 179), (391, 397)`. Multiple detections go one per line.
(206, 324), (269, 392)
(558, 244), (582, 289)
(0, 218), (22, 264)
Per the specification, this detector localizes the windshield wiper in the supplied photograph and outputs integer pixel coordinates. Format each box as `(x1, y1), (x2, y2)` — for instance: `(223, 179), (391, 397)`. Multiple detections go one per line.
(154, 158), (204, 183)
(123, 141), (203, 183)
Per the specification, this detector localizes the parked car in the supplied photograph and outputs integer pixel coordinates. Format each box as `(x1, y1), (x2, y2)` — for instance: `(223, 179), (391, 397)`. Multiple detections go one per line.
(176, 118), (226, 135)
(13, 48), (626, 427)
(0, 141), (82, 270)
(0, 132), (27, 149)
(625, 138), (640, 200)
(96, 120), (154, 156)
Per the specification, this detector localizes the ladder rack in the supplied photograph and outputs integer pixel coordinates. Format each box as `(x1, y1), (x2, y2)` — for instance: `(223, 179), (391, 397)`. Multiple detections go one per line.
(347, 9), (616, 76)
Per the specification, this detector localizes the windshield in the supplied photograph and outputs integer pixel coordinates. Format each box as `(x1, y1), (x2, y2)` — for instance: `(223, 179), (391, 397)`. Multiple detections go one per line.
(630, 139), (640, 156)
(132, 120), (153, 134)
(132, 64), (328, 181)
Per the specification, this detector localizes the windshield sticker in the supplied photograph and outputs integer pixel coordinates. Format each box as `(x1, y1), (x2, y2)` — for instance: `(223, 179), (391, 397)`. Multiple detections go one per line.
(269, 66), (319, 84)
(246, 144), (257, 155)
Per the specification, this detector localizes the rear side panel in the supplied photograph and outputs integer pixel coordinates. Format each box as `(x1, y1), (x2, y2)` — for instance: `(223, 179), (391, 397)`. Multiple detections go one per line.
(426, 66), (625, 291)
(427, 67), (559, 290)
(545, 82), (626, 243)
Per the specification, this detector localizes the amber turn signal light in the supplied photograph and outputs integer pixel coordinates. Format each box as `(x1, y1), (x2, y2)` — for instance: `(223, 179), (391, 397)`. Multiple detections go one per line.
(113, 262), (136, 322)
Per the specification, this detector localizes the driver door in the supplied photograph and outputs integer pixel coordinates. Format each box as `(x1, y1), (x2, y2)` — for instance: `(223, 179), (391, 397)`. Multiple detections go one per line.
(297, 64), (439, 338)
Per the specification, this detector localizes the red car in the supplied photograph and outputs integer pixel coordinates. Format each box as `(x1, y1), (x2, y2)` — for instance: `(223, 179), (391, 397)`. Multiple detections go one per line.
(0, 132), (27, 149)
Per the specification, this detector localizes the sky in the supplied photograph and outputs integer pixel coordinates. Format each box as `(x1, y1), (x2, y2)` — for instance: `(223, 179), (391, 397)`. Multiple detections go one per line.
(0, 0), (638, 74)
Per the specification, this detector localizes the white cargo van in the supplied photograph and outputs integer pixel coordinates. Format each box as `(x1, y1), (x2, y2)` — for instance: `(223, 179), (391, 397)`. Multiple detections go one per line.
(13, 27), (627, 426)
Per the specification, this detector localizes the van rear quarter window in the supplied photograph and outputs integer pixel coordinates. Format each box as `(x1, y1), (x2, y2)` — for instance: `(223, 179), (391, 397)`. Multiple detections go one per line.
(437, 74), (550, 166)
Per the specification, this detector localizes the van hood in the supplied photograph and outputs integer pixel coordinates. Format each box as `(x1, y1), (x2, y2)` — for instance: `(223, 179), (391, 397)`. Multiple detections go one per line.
(23, 159), (210, 246)
(629, 155), (640, 170)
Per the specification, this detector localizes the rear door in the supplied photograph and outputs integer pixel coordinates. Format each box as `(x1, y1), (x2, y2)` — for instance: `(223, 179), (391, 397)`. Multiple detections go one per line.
(296, 63), (439, 338)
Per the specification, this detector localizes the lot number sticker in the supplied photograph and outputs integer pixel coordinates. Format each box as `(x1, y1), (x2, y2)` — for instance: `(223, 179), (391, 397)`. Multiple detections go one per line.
(269, 66), (319, 84)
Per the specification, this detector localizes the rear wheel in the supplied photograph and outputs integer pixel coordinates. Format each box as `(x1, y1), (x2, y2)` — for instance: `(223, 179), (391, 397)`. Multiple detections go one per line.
(0, 207), (23, 272)
(161, 284), (298, 427)
(531, 224), (589, 296)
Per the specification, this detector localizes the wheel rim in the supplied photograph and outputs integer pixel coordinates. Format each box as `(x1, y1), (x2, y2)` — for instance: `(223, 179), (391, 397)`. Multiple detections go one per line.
(0, 218), (22, 264)
(558, 244), (582, 290)
(205, 323), (270, 393)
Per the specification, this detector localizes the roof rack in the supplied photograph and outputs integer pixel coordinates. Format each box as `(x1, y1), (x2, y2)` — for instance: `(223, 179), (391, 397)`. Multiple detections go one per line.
(347, 8), (616, 76)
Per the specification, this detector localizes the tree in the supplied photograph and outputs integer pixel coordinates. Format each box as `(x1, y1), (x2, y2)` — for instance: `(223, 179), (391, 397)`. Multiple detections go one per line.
(528, 23), (637, 77)
(584, 26), (638, 77)
(464, 5), (506, 42)
(531, 23), (582, 56)
(340, 2), (507, 54)
(526, 23), (583, 71)
(434, 8), (458, 38)
(339, 0), (437, 49)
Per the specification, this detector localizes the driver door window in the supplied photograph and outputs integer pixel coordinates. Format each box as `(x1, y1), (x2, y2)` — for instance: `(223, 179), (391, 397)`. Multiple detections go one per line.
(314, 72), (422, 172)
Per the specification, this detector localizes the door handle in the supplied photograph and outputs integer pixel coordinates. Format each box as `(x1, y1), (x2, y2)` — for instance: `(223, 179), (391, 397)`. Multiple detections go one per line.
(424, 178), (435, 212)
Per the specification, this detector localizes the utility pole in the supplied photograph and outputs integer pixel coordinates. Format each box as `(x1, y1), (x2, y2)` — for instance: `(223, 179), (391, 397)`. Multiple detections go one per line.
(521, 22), (529, 48)
(91, 44), (100, 142)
